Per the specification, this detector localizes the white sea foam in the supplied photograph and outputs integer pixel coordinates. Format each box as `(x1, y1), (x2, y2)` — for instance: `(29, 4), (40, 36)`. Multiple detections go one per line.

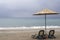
(0, 26), (60, 30)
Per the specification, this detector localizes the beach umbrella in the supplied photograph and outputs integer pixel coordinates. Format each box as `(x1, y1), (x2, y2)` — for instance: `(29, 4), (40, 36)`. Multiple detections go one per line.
(33, 9), (58, 34)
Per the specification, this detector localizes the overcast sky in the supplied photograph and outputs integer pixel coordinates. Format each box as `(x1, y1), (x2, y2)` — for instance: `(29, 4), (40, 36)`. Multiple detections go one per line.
(0, 0), (60, 18)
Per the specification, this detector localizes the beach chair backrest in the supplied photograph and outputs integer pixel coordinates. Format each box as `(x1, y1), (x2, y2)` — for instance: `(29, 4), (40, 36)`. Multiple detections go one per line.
(49, 30), (55, 35)
(38, 30), (44, 36)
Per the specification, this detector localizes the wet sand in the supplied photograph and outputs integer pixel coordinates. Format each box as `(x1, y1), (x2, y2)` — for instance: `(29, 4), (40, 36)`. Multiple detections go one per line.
(0, 28), (60, 40)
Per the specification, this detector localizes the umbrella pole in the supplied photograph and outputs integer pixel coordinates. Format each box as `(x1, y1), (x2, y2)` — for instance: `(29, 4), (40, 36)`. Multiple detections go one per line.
(45, 14), (47, 34)
(45, 14), (48, 40)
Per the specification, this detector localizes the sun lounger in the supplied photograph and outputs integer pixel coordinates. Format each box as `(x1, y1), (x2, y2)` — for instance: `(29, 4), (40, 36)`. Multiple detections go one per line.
(48, 30), (56, 39)
(31, 30), (46, 39)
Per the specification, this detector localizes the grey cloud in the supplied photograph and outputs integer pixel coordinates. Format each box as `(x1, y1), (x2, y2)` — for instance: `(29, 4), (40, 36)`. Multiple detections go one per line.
(0, 0), (60, 18)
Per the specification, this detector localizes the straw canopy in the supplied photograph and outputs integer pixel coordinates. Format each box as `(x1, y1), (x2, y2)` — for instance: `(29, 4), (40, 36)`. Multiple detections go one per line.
(34, 9), (58, 15)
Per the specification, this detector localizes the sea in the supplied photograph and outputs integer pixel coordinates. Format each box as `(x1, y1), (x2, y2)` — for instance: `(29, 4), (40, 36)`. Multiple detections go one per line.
(0, 17), (60, 30)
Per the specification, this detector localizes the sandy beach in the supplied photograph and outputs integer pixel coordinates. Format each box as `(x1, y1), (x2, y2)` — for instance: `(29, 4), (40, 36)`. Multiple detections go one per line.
(0, 28), (60, 40)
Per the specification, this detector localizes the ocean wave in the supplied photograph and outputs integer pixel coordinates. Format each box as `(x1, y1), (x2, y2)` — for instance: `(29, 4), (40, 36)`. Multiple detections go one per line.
(0, 26), (60, 30)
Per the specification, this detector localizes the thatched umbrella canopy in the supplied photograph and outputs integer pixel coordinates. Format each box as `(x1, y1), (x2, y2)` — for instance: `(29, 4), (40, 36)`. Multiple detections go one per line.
(34, 9), (58, 15)
(34, 9), (59, 34)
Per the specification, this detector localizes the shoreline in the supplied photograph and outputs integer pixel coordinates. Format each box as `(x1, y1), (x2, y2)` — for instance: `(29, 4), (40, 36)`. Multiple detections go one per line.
(0, 27), (60, 30)
(0, 26), (60, 30)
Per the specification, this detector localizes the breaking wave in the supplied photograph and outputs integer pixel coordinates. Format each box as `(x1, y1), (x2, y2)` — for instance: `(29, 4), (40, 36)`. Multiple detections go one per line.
(0, 26), (60, 30)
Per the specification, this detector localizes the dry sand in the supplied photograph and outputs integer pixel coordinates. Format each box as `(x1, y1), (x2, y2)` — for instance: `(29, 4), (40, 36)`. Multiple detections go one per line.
(0, 28), (60, 40)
